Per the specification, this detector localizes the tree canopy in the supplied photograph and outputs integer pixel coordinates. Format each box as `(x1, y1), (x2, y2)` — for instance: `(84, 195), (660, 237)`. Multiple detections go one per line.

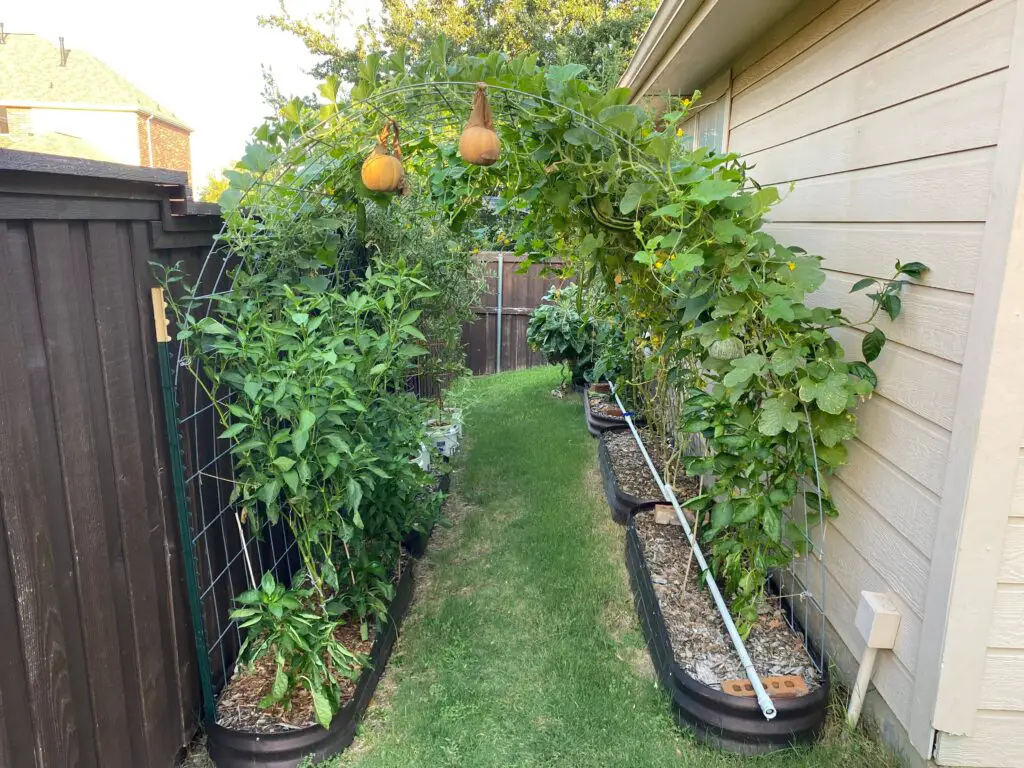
(260, 0), (657, 88)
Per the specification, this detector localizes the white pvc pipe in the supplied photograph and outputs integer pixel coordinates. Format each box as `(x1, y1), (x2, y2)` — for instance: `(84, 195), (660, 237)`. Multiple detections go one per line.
(495, 253), (503, 374)
(609, 382), (778, 721)
(846, 645), (877, 728)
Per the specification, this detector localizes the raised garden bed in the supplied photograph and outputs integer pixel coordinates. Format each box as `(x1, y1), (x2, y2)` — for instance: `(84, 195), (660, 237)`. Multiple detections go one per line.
(207, 561), (416, 767)
(598, 429), (698, 524)
(583, 387), (636, 437)
(627, 509), (828, 755)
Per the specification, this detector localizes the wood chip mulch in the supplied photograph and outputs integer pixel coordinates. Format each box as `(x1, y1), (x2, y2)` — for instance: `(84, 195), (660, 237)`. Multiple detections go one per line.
(215, 620), (375, 734)
(603, 428), (700, 502)
(588, 392), (624, 419)
(635, 511), (822, 693)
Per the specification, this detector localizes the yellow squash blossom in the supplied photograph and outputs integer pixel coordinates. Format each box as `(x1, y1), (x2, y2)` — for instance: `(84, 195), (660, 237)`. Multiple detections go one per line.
(787, 261), (796, 271)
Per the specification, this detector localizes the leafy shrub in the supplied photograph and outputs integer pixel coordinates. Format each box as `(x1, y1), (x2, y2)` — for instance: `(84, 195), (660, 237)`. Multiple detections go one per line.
(527, 285), (597, 386)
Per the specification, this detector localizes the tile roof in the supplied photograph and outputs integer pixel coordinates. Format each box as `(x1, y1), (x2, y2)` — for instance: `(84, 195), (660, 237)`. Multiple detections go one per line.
(0, 33), (190, 129)
(0, 131), (112, 161)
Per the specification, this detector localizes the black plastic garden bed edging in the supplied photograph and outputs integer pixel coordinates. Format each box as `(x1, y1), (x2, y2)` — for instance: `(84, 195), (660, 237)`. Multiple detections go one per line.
(625, 519), (829, 755)
(598, 434), (663, 525)
(583, 387), (631, 437)
(206, 561), (416, 768)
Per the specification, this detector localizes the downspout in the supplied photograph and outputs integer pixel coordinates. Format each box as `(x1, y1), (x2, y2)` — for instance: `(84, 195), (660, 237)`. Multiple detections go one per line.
(146, 114), (155, 166)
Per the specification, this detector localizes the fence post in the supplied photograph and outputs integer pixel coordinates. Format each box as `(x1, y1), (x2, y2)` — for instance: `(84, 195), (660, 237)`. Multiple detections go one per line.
(495, 253), (503, 374)
(151, 288), (215, 724)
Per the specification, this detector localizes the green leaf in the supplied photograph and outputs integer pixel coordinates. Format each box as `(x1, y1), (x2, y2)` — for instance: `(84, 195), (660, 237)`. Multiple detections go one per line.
(669, 250), (705, 273)
(282, 471), (299, 494)
(257, 479), (281, 504)
(805, 372), (850, 415)
(343, 398), (366, 413)
(197, 318), (230, 336)
(598, 104), (644, 133)
(309, 681), (334, 729)
(271, 662), (289, 702)
(812, 411), (858, 447)
(563, 127), (591, 146)
(862, 328), (886, 363)
(243, 380), (262, 401)
(546, 63), (587, 83)
(291, 429), (309, 455)
(722, 353), (766, 388)
(298, 410), (316, 431)
(272, 457), (296, 471)
(711, 500), (733, 530)
(732, 499), (758, 525)
(880, 292), (902, 321)
(763, 296), (796, 323)
(897, 261), (929, 278)
(690, 178), (738, 204)
(850, 277), (876, 293)
(713, 219), (746, 242)
(619, 182), (648, 214)
(847, 361), (877, 389)
(816, 443), (848, 467)
(780, 257), (826, 292)
(769, 348), (801, 376)
(219, 422), (246, 440)
(762, 507), (782, 542)
(759, 393), (801, 436)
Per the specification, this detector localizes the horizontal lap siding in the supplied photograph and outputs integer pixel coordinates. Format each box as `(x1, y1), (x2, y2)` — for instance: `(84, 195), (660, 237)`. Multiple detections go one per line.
(939, 451), (1024, 763)
(725, 0), (1013, 742)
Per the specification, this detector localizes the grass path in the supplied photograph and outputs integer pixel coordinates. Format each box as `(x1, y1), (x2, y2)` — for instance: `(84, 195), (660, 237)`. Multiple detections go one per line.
(325, 367), (894, 768)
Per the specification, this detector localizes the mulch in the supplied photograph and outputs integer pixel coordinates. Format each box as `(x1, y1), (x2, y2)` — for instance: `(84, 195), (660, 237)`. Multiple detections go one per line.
(215, 620), (375, 733)
(603, 428), (700, 502)
(635, 510), (822, 693)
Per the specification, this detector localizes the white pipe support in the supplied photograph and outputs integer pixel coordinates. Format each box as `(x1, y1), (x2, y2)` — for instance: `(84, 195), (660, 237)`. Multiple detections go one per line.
(607, 382), (778, 721)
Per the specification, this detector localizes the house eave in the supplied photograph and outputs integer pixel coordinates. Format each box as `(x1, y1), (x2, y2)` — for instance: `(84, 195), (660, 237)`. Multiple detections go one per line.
(0, 100), (193, 132)
(619, 0), (803, 101)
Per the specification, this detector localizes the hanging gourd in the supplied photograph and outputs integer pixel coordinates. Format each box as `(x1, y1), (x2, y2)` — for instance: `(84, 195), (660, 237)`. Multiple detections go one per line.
(459, 83), (501, 166)
(362, 121), (406, 194)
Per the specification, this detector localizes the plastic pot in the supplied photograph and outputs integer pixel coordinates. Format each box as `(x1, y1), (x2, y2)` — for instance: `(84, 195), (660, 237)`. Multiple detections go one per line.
(207, 562), (416, 767)
(597, 434), (662, 524)
(412, 442), (431, 472)
(426, 420), (460, 458)
(625, 520), (828, 754)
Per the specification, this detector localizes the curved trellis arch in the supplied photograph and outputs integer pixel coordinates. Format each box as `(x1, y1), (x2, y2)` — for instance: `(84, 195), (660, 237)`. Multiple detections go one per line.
(161, 65), (845, 725)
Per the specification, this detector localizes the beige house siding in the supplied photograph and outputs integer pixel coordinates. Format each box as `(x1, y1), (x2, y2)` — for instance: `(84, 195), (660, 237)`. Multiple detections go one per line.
(657, 0), (1022, 760)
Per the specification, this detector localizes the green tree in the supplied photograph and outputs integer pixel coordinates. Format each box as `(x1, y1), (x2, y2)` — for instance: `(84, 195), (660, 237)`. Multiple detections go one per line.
(199, 172), (230, 203)
(260, 0), (657, 88)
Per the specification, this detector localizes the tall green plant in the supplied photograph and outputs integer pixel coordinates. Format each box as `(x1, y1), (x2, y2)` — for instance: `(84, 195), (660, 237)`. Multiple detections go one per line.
(220, 42), (925, 638)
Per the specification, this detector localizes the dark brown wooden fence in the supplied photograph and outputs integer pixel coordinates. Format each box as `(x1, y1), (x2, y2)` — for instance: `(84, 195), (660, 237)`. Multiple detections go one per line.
(462, 252), (567, 375)
(0, 151), (221, 768)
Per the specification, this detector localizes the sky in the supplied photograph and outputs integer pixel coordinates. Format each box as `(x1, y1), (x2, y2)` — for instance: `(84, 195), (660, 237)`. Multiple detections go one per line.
(4, 0), (381, 191)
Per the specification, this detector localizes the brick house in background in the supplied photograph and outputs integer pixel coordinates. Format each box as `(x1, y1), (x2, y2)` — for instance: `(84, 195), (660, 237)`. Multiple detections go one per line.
(0, 31), (192, 181)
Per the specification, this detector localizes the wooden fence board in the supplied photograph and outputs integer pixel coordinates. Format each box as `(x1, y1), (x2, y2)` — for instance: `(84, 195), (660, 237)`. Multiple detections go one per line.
(0, 160), (223, 768)
(464, 254), (566, 374)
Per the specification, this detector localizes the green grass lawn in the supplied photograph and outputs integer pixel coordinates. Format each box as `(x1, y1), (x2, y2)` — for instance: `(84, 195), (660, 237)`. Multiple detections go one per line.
(320, 366), (896, 768)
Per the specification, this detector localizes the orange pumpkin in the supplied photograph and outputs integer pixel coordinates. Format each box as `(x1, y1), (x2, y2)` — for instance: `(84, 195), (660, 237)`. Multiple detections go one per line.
(361, 140), (405, 193)
(459, 83), (501, 166)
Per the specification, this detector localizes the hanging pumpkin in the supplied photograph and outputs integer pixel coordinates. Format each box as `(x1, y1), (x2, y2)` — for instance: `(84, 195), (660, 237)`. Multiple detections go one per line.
(362, 121), (406, 193)
(459, 83), (501, 166)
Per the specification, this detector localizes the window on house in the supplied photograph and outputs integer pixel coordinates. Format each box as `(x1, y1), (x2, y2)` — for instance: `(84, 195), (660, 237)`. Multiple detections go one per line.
(0, 107), (9, 135)
(694, 97), (727, 153)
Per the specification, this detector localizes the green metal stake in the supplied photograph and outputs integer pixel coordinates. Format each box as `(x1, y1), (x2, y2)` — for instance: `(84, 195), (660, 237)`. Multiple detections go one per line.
(151, 288), (216, 724)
